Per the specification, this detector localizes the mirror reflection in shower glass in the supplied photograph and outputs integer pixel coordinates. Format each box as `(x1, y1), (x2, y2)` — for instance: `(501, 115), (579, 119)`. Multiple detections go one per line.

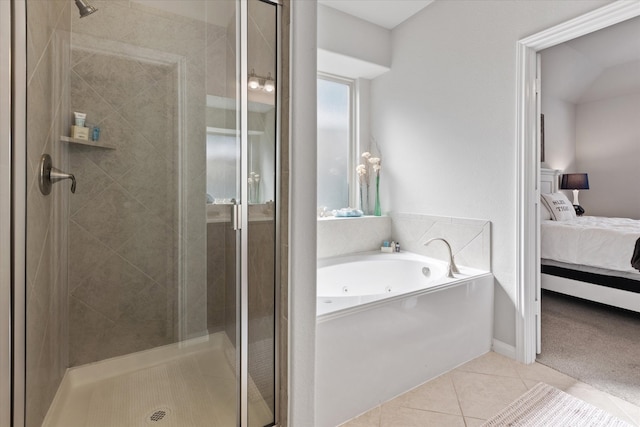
(206, 132), (239, 204)
(317, 77), (350, 211)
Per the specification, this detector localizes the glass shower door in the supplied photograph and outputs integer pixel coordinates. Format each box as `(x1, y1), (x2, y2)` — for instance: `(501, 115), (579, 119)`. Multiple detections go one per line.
(21, 0), (280, 425)
(20, 0), (248, 426)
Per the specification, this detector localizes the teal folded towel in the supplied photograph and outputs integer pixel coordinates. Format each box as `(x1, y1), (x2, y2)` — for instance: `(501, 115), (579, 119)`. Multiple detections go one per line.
(332, 208), (363, 217)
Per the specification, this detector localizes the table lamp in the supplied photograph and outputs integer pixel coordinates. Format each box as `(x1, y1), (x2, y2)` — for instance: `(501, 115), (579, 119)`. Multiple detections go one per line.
(560, 173), (589, 216)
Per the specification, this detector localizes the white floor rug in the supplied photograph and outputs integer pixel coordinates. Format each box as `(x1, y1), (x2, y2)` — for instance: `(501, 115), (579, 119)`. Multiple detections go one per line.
(482, 383), (634, 427)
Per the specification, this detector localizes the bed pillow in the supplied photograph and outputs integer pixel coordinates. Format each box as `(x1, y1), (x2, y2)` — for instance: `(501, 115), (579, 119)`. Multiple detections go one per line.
(540, 192), (576, 221)
(540, 199), (552, 220)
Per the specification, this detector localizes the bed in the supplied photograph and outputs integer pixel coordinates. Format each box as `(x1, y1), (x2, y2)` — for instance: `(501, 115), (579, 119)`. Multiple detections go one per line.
(539, 168), (640, 313)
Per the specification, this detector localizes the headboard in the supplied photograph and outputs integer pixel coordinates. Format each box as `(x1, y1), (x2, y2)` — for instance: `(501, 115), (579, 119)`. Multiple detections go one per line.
(540, 168), (560, 194)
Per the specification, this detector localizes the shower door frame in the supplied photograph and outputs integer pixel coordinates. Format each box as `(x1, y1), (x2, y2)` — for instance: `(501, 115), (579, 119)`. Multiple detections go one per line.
(0, 0), (16, 425)
(5, 0), (28, 426)
(240, 1), (282, 425)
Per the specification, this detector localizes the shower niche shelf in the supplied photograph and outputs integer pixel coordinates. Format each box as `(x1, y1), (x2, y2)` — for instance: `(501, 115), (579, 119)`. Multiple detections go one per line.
(60, 135), (116, 150)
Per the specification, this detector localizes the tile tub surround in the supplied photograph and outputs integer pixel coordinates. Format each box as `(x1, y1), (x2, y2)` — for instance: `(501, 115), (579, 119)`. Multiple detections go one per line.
(391, 212), (491, 271)
(317, 213), (490, 271)
(317, 216), (391, 258)
(341, 351), (640, 427)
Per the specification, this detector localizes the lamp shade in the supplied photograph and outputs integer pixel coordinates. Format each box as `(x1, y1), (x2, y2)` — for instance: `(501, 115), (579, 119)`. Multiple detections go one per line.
(560, 173), (589, 190)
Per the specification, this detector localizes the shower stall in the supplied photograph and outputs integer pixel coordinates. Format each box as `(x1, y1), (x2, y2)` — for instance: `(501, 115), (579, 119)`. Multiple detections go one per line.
(2, 0), (285, 425)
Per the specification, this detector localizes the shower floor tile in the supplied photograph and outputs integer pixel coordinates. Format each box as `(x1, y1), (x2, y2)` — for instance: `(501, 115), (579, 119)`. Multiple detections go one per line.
(44, 333), (272, 427)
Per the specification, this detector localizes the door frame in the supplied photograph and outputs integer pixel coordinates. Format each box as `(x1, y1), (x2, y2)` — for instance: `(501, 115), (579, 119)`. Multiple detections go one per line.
(515, 1), (640, 364)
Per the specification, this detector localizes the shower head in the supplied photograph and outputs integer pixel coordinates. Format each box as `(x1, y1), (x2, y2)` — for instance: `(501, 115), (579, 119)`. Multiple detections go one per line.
(75, 0), (98, 18)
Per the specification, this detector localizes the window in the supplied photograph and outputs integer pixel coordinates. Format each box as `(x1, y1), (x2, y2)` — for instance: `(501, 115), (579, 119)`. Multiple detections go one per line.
(317, 75), (354, 211)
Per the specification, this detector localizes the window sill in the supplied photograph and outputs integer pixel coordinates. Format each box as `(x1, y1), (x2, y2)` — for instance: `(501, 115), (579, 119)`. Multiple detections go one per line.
(317, 215), (388, 221)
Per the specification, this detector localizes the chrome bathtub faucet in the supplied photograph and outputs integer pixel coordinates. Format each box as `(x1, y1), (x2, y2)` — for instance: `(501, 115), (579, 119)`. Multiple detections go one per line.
(423, 238), (460, 278)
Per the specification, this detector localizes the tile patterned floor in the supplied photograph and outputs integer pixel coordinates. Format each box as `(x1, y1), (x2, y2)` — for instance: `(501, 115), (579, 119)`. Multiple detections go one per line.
(341, 351), (640, 427)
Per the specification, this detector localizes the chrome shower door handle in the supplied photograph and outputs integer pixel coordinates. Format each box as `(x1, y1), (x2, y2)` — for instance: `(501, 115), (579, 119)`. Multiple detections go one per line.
(39, 154), (76, 195)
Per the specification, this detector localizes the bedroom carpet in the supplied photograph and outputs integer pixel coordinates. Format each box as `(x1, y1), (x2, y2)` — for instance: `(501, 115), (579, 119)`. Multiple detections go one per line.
(537, 290), (640, 407)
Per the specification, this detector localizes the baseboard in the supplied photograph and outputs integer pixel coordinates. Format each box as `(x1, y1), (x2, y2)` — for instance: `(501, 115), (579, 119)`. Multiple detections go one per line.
(492, 338), (516, 360)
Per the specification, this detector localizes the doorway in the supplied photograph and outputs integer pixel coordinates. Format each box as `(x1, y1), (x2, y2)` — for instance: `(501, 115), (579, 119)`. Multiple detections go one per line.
(516, 1), (640, 364)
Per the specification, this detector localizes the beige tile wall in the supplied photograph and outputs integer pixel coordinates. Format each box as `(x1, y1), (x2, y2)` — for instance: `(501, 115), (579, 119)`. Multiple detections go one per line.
(68, 1), (212, 365)
(224, 222), (238, 345)
(279, 1), (290, 424)
(206, 221), (228, 333)
(25, 1), (71, 426)
(248, 217), (277, 411)
(68, 51), (181, 364)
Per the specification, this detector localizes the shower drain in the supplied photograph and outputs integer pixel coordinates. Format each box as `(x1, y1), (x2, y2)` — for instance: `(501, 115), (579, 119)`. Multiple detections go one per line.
(150, 411), (166, 422)
(147, 407), (171, 423)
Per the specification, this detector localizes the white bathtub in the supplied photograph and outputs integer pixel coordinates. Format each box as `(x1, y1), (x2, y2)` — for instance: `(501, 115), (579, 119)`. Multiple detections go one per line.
(315, 251), (493, 427)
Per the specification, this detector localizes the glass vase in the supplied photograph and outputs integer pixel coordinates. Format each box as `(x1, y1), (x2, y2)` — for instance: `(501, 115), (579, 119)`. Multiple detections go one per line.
(365, 184), (370, 215)
(359, 183), (371, 214)
(374, 175), (381, 216)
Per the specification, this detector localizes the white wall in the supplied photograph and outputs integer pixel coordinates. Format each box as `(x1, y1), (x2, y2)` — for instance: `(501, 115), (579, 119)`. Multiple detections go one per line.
(317, 4), (390, 68)
(356, 78), (372, 156)
(290, 1), (317, 425)
(317, 4), (391, 79)
(370, 0), (609, 348)
(317, 4), (390, 67)
(541, 96), (576, 171)
(576, 92), (640, 219)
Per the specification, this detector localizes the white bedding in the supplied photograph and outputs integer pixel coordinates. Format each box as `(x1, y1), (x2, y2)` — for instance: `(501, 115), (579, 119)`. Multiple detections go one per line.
(541, 216), (640, 274)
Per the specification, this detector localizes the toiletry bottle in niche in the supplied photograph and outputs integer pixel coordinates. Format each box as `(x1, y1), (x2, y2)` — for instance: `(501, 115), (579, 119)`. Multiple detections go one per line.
(92, 126), (100, 142)
(396, 242), (400, 252)
(74, 111), (86, 127)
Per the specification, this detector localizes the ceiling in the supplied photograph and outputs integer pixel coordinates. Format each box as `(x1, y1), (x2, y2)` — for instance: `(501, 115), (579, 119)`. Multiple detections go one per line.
(133, 1), (434, 33)
(317, 0), (434, 29)
(542, 16), (640, 104)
